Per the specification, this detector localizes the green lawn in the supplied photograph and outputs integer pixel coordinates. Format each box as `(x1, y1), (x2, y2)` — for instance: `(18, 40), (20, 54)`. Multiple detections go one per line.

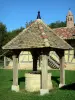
(0, 69), (75, 100)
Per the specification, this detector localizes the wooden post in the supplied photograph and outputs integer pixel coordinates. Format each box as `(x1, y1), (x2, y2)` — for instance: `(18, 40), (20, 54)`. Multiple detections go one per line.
(40, 54), (49, 95)
(31, 50), (38, 72)
(11, 55), (19, 92)
(4, 56), (7, 68)
(33, 55), (38, 71)
(59, 51), (65, 88)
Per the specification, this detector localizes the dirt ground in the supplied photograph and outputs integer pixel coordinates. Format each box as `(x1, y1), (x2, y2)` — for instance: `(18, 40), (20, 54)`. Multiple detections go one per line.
(65, 63), (75, 70)
(3, 62), (75, 70)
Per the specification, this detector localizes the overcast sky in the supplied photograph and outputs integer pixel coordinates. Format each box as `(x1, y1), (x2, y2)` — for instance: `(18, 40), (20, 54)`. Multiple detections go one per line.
(0, 0), (75, 31)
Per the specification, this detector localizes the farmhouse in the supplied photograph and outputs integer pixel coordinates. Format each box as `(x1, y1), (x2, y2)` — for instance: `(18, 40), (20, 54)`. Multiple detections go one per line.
(54, 9), (75, 65)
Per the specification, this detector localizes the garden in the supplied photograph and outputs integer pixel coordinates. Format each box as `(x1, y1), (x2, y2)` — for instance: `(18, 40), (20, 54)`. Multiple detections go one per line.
(0, 69), (75, 100)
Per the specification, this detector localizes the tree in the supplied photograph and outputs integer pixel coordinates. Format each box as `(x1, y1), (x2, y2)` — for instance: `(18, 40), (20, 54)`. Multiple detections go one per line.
(48, 21), (66, 28)
(0, 22), (7, 58)
(25, 20), (34, 28)
(2, 27), (24, 45)
(0, 22), (7, 47)
(0, 24), (24, 60)
(7, 27), (24, 40)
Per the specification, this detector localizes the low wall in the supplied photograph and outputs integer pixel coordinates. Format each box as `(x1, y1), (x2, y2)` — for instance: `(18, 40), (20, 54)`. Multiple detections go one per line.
(25, 73), (53, 92)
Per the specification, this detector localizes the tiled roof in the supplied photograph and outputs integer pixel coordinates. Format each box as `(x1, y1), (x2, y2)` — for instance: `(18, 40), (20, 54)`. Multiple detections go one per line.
(2, 19), (72, 50)
(65, 35), (75, 40)
(53, 27), (75, 39)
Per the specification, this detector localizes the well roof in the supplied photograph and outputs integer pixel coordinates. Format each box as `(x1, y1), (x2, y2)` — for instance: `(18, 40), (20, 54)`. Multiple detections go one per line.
(3, 19), (72, 50)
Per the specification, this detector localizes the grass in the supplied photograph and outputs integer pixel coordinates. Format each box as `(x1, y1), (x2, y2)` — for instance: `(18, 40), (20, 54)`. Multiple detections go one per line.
(0, 69), (75, 100)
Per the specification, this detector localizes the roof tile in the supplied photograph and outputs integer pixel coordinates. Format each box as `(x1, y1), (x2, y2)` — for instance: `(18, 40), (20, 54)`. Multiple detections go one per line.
(2, 19), (72, 50)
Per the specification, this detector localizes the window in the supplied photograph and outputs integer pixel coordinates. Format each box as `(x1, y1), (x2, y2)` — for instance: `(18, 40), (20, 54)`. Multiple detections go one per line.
(65, 50), (74, 63)
(68, 18), (69, 21)
(70, 18), (72, 21)
(65, 50), (69, 62)
(19, 51), (32, 63)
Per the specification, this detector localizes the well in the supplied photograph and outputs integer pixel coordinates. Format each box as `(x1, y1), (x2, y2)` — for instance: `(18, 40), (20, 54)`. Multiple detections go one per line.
(25, 72), (53, 92)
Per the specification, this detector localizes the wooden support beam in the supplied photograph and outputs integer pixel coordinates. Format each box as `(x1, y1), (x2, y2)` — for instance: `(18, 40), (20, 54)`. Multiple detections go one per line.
(4, 56), (7, 68)
(13, 55), (18, 86)
(40, 54), (49, 95)
(41, 55), (48, 89)
(31, 50), (39, 72)
(11, 55), (19, 92)
(59, 51), (65, 88)
(33, 55), (38, 71)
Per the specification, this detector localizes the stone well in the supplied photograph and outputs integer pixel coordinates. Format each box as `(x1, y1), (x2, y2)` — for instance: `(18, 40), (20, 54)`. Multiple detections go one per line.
(25, 72), (53, 92)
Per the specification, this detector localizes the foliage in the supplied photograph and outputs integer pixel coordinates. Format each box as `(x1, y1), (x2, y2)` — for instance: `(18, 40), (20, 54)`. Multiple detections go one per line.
(0, 22), (7, 58)
(49, 21), (66, 28)
(0, 69), (75, 100)
(25, 20), (34, 28)
(0, 22), (24, 59)
(3, 27), (24, 45)
(0, 22), (7, 47)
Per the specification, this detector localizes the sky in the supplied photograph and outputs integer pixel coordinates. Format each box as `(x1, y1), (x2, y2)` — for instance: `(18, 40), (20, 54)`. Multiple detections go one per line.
(0, 0), (75, 31)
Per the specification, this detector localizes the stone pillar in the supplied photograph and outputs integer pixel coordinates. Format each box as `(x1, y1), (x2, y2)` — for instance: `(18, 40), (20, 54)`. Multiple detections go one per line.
(59, 52), (65, 88)
(11, 55), (19, 92)
(40, 54), (49, 95)
(4, 56), (7, 68)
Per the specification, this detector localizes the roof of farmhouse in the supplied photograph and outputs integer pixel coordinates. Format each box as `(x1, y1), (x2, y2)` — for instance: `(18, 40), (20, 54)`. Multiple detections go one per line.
(53, 27), (75, 39)
(3, 18), (72, 50)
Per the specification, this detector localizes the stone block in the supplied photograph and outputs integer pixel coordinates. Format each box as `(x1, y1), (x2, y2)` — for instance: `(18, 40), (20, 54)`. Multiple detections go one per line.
(40, 89), (49, 95)
(25, 73), (53, 92)
(11, 85), (19, 92)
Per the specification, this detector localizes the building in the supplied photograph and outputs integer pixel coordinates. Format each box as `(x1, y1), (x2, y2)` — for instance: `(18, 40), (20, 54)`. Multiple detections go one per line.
(53, 9), (75, 66)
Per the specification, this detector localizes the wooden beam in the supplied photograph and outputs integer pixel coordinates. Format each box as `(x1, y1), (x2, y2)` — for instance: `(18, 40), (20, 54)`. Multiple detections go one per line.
(4, 56), (7, 68)
(40, 54), (49, 95)
(11, 55), (19, 92)
(31, 50), (39, 72)
(59, 51), (65, 88)
(13, 55), (18, 85)
(41, 54), (48, 88)
(33, 54), (38, 71)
